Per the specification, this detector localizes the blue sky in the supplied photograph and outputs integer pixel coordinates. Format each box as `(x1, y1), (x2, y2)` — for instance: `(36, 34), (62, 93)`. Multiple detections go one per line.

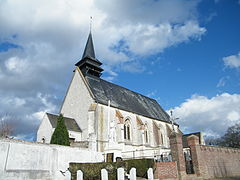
(0, 0), (240, 140)
(113, 0), (240, 108)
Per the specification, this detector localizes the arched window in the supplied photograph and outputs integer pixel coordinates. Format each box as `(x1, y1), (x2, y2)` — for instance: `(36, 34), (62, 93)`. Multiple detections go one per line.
(144, 124), (149, 144)
(124, 119), (131, 140)
(159, 130), (164, 145)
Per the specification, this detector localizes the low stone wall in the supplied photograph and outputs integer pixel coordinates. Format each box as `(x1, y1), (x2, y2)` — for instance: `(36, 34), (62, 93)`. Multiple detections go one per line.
(0, 138), (104, 180)
(154, 162), (178, 179)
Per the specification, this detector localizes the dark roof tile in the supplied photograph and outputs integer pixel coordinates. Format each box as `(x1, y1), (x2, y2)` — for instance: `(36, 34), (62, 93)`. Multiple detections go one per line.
(85, 75), (170, 122)
(46, 113), (81, 132)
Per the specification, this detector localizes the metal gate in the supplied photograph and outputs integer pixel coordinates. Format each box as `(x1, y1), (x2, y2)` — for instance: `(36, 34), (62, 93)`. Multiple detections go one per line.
(184, 149), (194, 174)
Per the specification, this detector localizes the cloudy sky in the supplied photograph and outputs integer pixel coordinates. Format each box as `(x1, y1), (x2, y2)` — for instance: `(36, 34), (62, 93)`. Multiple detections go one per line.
(0, 0), (240, 140)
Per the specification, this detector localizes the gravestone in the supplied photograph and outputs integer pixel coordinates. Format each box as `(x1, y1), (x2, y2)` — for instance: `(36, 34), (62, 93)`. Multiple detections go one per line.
(101, 168), (108, 180)
(130, 168), (136, 180)
(117, 168), (124, 180)
(77, 170), (83, 180)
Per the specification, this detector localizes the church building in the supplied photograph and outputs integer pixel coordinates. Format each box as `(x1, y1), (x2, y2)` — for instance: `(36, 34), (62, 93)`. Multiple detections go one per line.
(37, 32), (181, 161)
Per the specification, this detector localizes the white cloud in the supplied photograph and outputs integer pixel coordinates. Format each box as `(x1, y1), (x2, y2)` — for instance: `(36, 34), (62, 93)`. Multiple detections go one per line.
(170, 93), (240, 137)
(147, 90), (157, 98)
(5, 56), (29, 73)
(1, 97), (26, 107)
(122, 61), (146, 73)
(0, 0), (206, 67)
(122, 21), (205, 55)
(217, 76), (229, 87)
(0, 0), (206, 139)
(223, 52), (240, 69)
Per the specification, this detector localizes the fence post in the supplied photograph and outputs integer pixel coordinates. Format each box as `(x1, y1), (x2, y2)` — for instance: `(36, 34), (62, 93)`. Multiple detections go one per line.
(117, 167), (124, 180)
(101, 168), (108, 180)
(77, 170), (83, 180)
(147, 168), (154, 180)
(130, 168), (136, 180)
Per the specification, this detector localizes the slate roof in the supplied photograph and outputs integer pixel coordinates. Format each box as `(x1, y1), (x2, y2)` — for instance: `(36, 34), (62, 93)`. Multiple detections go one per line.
(46, 113), (81, 132)
(85, 75), (171, 123)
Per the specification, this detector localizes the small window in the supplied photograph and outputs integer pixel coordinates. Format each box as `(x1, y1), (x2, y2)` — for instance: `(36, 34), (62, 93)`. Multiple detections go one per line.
(144, 124), (149, 144)
(106, 153), (114, 162)
(69, 138), (75, 143)
(124, 119), (131, 140)
(159, 131), (164, 145)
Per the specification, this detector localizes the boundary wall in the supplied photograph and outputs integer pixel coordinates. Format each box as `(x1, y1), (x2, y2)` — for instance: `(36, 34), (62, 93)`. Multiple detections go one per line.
(188, 135), (240, 179)
(154, 133), (240, 180)
(0, 138), (103, 180)
(154, 162), (178, 179)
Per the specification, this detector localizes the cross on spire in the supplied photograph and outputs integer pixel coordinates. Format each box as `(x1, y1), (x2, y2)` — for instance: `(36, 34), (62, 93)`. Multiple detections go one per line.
(90, 16), (92, 32)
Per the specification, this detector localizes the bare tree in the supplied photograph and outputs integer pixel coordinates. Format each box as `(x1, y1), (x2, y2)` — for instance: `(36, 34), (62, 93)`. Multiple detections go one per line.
(219, 123), (240, 148)
(205, 137), (221, 146)
(0, 114), (14, 138)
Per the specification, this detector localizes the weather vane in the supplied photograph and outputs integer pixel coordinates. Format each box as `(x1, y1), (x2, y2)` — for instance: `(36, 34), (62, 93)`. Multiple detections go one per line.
(90, 16), (93, 32)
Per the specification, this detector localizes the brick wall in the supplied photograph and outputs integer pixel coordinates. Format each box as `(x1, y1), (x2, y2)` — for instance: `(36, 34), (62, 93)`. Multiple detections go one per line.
(154, 162), (178, 179)
(187, 135), (240, 179)
(154, 134), (240, 180)
(199, 145), (240, 178)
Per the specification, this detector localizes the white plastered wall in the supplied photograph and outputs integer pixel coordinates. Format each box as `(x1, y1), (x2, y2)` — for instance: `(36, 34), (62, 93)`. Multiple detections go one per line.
(37, 114), (53, 144)
(60, 68), (95, 141)
(68, 130), (82, 141)
(0, 138), (103, 180)
(96, 103), (179, 156)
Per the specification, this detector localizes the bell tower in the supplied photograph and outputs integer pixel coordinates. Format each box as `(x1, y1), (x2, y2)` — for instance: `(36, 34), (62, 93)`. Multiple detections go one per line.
(75, 32), (103, 77)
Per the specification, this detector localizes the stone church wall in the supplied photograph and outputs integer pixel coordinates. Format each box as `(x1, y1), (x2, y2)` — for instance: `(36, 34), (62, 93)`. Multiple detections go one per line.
(60, 69), (94, 141)
(97, 103), (175, 149)
(37, 113), (54, 143)
(0, 138), (103, 180)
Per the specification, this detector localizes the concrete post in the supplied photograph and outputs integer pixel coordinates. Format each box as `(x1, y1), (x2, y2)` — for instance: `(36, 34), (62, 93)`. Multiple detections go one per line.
(187, 135), (207, 178)
(77, 170), (83, 180)
(130, 168), (136, 180)
(117, 168), (124, 180)
(147, 168), (154, 180)
(101, 168), (108, 180)
(169, 132), (186, 179)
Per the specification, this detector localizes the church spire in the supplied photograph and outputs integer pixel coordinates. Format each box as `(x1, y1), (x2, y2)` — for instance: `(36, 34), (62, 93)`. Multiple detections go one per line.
(82, 32), (95, 59)
(75, 31), (103, 78)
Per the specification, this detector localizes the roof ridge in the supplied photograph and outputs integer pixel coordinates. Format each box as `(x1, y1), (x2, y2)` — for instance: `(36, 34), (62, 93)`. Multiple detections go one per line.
(46, 112), (75, 121)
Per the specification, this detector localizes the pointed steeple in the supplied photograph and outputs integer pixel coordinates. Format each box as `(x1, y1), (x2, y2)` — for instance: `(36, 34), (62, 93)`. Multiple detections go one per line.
(75, 32), (103, 78)
(82, 32), (95, 59)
